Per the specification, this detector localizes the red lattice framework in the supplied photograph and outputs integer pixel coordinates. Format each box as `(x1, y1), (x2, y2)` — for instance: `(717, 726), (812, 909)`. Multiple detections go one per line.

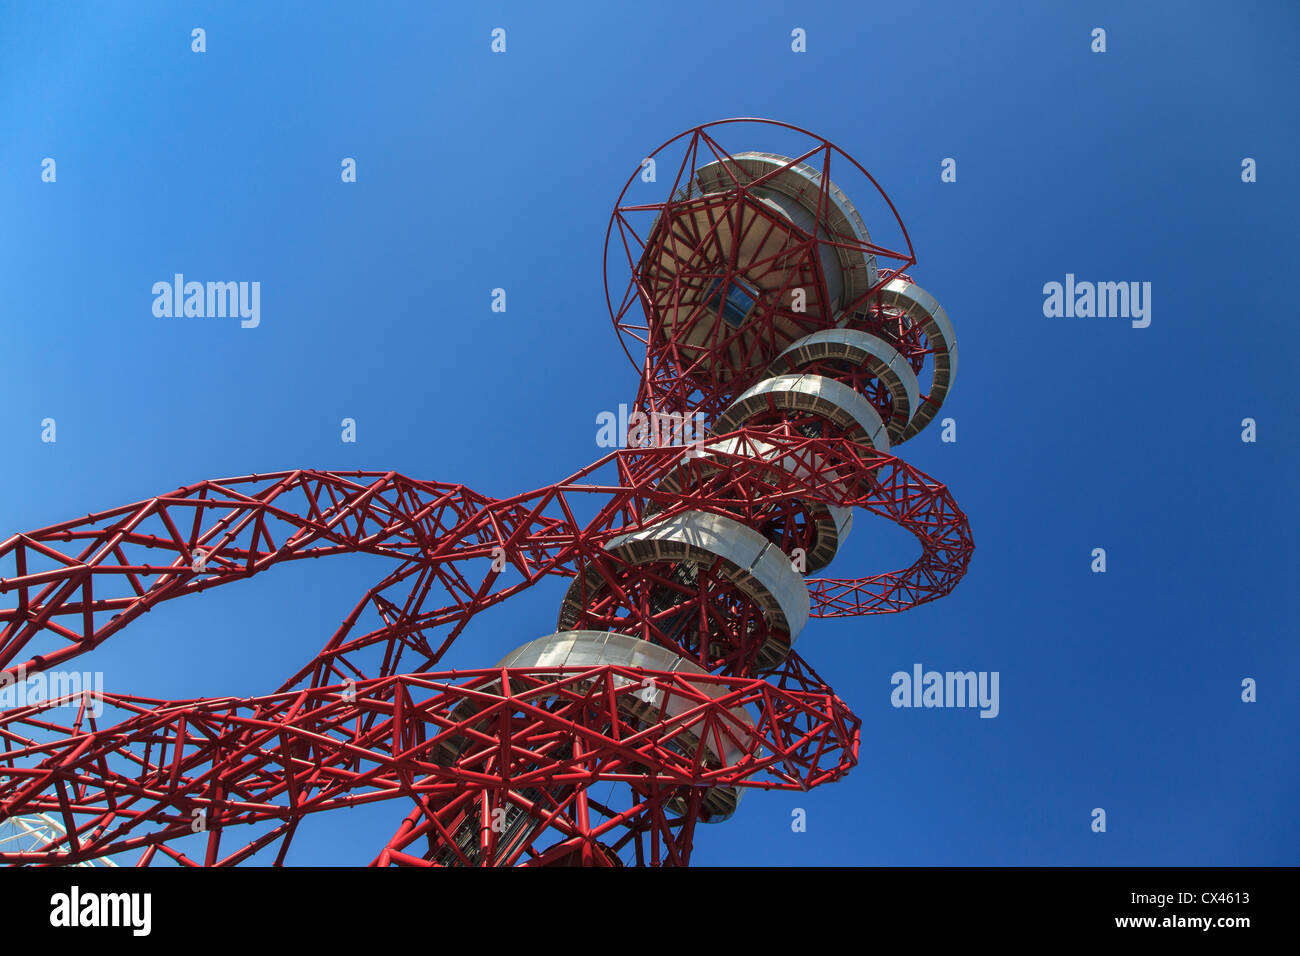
(0, 120), (972, 866)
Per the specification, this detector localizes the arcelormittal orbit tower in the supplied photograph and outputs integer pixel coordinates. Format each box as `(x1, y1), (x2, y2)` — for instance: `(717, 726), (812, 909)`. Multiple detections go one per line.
(0, 119), (971, 866)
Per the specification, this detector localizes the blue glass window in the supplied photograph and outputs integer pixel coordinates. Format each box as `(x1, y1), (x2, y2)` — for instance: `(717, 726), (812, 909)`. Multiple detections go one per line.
(704, 276), (759, 328)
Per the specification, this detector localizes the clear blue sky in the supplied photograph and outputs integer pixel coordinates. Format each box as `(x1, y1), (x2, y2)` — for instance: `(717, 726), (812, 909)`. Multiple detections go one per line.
(1, 1), (1296, 865)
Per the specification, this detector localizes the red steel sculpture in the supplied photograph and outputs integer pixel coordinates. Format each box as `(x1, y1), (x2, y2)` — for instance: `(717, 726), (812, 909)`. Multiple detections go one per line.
(0, 119), (971, 866)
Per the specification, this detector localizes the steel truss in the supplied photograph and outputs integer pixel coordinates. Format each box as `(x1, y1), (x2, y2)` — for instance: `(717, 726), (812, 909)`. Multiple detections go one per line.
(0, 120), (971, 866)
